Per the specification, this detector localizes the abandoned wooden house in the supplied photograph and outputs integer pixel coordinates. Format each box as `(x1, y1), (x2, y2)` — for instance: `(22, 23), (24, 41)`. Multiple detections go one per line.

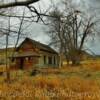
(10, 37), (59, 69)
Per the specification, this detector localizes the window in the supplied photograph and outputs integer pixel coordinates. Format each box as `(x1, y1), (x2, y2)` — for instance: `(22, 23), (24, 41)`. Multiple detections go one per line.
(28, 57), (31, 61)
(48, 57), (52, 64)
(44, 56), (46, 64)
(54, 56), (56, 64)
(11, 58), (15, 62)
(25, 57), (28, 61)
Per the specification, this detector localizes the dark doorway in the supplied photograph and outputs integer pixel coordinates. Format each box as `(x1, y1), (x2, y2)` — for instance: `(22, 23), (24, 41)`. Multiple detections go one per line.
(20, 58), (24, 69)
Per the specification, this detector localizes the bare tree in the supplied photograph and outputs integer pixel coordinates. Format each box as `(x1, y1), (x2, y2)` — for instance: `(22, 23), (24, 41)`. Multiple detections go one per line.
(0, 0), (39, 9)
(0, 0), (43, 82)
(47, 5), (98, 66)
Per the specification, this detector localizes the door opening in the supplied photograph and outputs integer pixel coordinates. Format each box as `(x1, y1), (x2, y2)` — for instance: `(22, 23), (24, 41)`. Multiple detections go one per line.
(20, 58), (24, 69)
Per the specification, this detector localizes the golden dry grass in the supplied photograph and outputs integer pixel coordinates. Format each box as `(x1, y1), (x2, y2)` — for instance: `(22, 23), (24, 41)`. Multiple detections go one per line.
(0, 75), (100, 100)
(0, 59), (100, 100)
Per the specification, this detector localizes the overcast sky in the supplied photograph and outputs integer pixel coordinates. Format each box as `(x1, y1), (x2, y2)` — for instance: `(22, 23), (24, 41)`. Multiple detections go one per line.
(30, 0), (100, 55)
(0, 0), (100, 55)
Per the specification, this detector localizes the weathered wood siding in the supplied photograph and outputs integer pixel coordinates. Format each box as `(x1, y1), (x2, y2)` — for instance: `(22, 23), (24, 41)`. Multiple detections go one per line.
(16, 40), (39, 69)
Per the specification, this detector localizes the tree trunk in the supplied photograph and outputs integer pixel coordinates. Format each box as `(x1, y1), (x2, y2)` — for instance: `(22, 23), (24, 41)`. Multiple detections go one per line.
(66, 59), (70, 65)
(6, 71), (10, 82)
(72, 60), (80, 65)
(71, 56), (81, 66)
(59, 54), (63, 68)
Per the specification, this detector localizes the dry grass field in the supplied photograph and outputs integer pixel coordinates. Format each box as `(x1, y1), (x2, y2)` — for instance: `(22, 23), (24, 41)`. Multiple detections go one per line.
(0, 59), (100, 100)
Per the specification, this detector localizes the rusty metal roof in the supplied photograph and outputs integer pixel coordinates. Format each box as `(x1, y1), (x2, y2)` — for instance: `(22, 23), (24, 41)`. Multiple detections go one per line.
(17, 37), (58, 54)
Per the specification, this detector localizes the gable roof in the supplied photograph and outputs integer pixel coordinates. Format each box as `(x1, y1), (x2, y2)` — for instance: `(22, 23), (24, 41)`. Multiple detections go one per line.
(17, 37), (58, 54)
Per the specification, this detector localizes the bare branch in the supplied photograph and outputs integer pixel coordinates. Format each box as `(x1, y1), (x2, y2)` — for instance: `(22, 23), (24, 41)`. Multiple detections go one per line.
(0, 0), (40, 9)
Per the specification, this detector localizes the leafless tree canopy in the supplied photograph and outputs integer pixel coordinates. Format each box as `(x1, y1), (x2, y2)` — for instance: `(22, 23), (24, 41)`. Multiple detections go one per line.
(47, 1), (98, 65)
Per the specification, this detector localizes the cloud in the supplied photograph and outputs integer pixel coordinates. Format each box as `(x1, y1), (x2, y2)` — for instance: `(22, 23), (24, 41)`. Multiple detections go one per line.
(0, 0), (100, 54)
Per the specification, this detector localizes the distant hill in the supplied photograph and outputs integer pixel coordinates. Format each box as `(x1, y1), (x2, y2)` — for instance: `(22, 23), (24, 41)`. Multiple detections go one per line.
(0, 47), (14, 65)
(94, 55), (100, 59)
(80, 50), (94, 60)
(62, 50), (95, 61)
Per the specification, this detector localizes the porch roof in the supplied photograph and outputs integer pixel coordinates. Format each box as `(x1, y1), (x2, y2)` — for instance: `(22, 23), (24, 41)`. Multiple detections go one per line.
(11, 52), (40, 58)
